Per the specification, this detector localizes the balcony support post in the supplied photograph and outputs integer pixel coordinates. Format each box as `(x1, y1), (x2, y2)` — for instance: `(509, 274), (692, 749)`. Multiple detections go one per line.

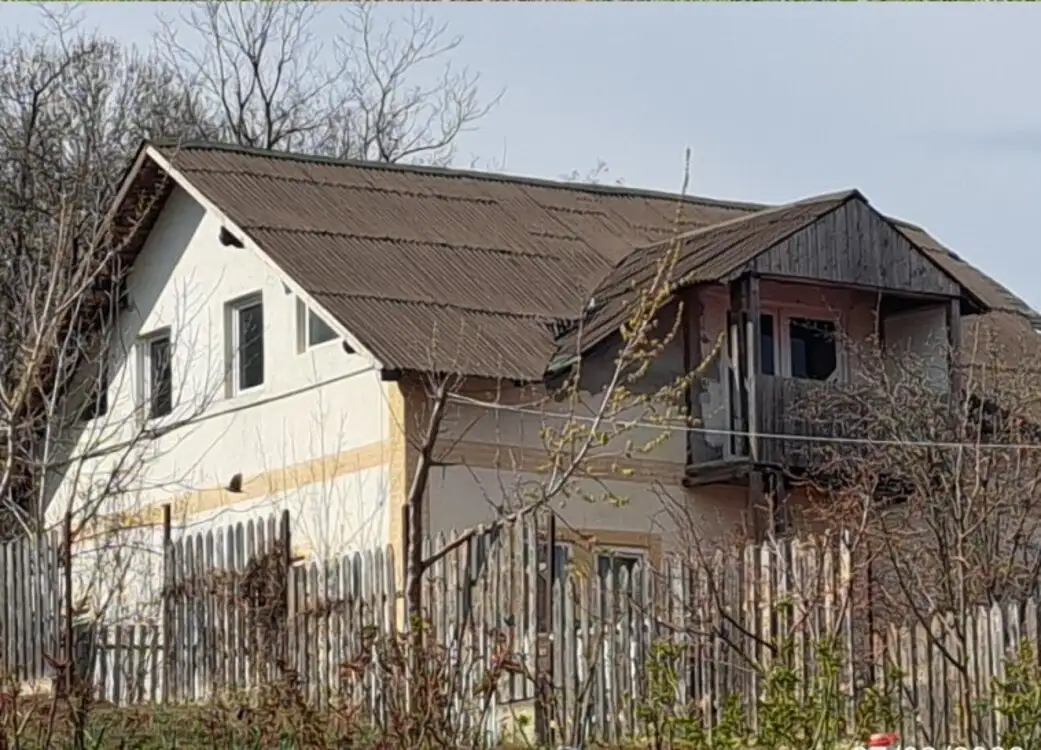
(746, 275), (762, 462)
(946, 299), (963, 409)
(728, 280), (748, 458)
(683, 287), (716, 465)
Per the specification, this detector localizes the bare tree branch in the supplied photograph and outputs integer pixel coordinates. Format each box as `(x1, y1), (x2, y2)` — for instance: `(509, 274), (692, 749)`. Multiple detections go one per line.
(156, 1), (500, 164)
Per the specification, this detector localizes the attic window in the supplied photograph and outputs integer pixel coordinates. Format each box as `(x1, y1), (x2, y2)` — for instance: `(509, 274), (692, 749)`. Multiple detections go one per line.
(296, 298), (338, 352)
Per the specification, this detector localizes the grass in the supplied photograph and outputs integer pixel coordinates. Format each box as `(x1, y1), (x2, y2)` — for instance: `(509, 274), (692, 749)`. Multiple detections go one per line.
(3, 698), (367, 749)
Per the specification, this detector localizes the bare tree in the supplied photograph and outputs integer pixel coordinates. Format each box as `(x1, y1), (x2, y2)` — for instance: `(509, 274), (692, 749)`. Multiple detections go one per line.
(1, 0), (496, 536)
(157, 1), (500, 164)
(0, 13), (216, 536)
(787, 321), (1041, 742)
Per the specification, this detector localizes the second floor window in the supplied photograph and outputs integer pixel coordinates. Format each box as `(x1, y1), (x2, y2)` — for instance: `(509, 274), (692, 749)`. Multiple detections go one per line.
(296, 298), (337, 352)
(229, 294), (264, 394)
(754, 313), (838, 382)
(140, 330), (172, 419)
(80, 365), (109, 422)
(760, 313), (776, 375)
(789, 317), (837, 381)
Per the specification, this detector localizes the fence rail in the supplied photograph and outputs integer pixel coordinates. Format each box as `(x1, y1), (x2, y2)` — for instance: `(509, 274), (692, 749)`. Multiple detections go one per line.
(4, 511), (1040, 746)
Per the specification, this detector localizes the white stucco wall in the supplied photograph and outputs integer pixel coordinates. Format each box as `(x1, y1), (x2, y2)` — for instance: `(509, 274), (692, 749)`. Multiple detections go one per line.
(46, 186), (393, 618)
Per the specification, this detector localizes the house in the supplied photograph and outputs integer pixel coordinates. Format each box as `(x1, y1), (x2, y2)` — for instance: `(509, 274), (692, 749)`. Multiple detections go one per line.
(45, 140), (1040, 615)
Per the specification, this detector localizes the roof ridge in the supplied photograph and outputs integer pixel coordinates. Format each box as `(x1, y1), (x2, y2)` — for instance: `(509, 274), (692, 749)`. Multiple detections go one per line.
(148, 138), (933, 235)
(151, 138), (768, 212)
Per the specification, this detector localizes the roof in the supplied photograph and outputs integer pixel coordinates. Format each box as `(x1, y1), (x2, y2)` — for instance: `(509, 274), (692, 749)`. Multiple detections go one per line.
(118, 140), (1037, 381)
(570, 191), (859, 349)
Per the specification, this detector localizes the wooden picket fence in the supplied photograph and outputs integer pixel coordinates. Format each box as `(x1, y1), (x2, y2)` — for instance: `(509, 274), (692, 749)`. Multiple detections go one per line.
(0, 531), (64, 685)
(6, 511), (1041, 745)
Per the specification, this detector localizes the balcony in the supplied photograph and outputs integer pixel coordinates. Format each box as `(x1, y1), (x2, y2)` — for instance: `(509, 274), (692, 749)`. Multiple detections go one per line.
(754, 374), (862, 468)
(681, 273), (963, 488)
(684, 368), (953, 488)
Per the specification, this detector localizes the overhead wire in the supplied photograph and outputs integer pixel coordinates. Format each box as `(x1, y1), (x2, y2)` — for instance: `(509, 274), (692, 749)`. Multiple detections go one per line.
(446, 392), (1041, 453)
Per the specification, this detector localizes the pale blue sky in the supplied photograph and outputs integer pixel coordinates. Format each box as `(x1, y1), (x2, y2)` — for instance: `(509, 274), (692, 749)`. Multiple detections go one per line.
(6, 3), (1041, 309)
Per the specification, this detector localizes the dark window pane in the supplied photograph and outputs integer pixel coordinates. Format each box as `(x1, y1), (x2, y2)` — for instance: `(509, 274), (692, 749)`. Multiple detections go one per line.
(307, 310), (337, 347)
(81, 367), (109, 421)
(149, 337), (172, 418)
(760, 313), (775, 375)
(789, 318), (836, 381)
(597, 553), (640, 581)
(238, 302), (264, 390)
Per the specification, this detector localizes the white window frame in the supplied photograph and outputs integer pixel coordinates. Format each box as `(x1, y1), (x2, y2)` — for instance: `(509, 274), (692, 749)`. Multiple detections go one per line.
(295, 297), (338, 353)
(227, 292), (265, 396)
(137, 327), (173, 421)
(758, 306), (845, 382)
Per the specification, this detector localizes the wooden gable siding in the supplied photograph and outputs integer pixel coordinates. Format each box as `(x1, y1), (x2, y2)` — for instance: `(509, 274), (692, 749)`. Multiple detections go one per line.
(745, 198), (960, 298)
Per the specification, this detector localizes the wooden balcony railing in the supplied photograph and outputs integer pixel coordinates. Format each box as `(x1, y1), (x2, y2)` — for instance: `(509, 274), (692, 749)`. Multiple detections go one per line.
(753, 374), (874, 467)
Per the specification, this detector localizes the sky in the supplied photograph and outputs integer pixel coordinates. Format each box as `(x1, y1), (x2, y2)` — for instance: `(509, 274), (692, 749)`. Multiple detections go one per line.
(5, 3), (1041, 309)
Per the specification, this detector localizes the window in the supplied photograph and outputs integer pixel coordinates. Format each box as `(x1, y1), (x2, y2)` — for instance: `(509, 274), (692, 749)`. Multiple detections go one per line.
(229, 295), (264, 393)
(760, 313), (776, 376)
(597, 549), (646, 620)
(139, 331), (172, 419)
(788, 317), (837, 381)
(295, 298), (337, 352)
(80, 366), (109, 421)
(597, 550), (643, 582)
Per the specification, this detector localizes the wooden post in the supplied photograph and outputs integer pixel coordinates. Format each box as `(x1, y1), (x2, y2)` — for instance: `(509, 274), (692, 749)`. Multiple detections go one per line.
(946, 298), (963, 407)
(683, 287), (715, 466)
(63, 511), (87, 750)
(728, 280), (748, 458)
(401, 503), (411, 628)
(63, 512), (74, 697)
(748, 470), (767, 542)
(534, 512), (556, 746)
(161, 504), (173, 702)
(746, 275), (762, 462)
(279, 509), (292, 673)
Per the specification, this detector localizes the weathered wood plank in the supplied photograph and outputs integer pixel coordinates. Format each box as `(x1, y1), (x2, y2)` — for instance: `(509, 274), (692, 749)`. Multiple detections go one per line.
(751, 197), (960, 297)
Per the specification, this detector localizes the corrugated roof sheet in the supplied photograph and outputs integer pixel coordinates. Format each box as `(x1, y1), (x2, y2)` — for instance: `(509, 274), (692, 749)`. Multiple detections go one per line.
(143, 140), (1038, 380)
(571, 193), (855, 349)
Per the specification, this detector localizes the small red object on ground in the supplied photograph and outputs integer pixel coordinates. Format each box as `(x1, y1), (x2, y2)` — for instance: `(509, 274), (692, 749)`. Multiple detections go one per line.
(868, 733), (900, 748)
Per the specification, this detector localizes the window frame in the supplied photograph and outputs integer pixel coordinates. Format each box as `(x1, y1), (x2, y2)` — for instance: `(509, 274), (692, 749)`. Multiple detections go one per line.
(756, 306), (844, 382)
(295, 297), (338, 353)
(138, 327), (173, 421)
(595, 547), (646, 582)
(228, 293), (265, 396)
(596, 546), (648, 624)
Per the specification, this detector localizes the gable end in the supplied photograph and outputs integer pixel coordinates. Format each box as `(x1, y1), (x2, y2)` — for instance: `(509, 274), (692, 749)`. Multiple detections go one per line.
(747, 197), (961, 298)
